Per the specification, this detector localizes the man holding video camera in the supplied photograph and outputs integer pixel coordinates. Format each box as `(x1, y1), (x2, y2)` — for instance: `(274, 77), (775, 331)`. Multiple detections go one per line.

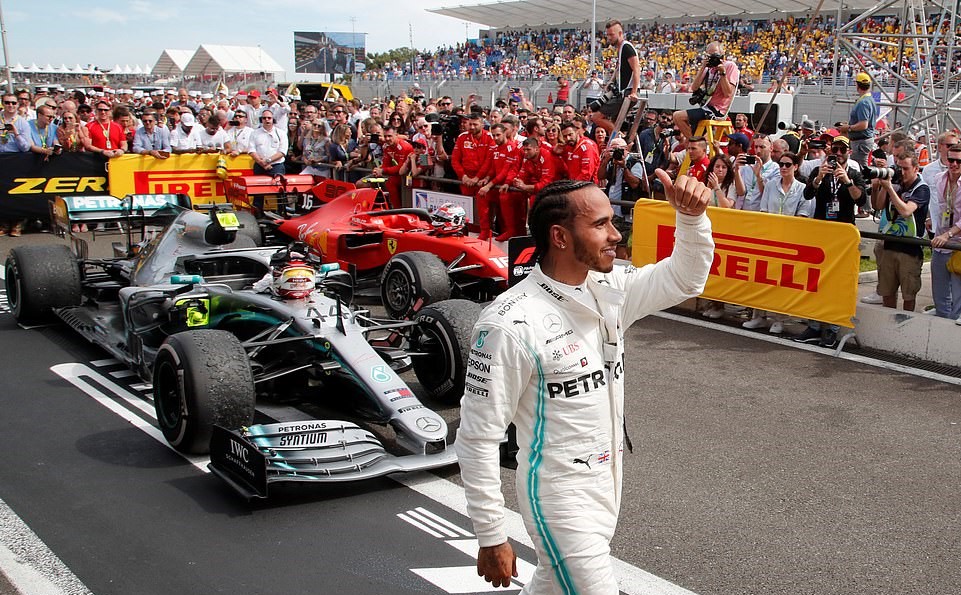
(673, 41), (739, 139)
(589, 20), (640, 138)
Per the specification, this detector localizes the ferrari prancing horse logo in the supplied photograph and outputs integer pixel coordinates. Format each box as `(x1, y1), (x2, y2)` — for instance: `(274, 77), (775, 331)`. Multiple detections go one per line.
(387, 238), (398, 254)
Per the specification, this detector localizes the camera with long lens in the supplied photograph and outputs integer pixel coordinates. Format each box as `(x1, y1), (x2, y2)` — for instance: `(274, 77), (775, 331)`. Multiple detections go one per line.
(589, 84), (620, 112)
(689, 88), (708, 106)
(660, 128), (680, 138)
(862, 166), (896, 181)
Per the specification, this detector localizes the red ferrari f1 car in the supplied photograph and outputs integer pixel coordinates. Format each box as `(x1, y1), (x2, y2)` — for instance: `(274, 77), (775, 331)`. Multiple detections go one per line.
(275, 187), (509, 319)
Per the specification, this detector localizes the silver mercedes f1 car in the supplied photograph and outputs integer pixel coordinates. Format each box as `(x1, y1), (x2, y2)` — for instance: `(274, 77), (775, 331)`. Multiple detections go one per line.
(5, 194), (479, 498)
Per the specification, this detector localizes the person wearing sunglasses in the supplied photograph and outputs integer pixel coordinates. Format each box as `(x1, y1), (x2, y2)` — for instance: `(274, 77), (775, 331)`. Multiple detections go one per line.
(795, 135), (868, 348)
(82, 100), (126, 158)
(743, 152), (813, 334)
(925, 143), (961, 321)
(132, 109), (171, 158)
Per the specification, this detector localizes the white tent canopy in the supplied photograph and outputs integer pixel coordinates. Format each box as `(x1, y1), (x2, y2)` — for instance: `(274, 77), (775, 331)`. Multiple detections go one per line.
(428, 0), (879, 29)
(152, 49), (193, 77)
(181, 44), (284, 77)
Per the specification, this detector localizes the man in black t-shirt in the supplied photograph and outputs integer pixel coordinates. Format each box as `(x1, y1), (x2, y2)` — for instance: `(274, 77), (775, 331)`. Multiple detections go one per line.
(589, 19), (640, 138)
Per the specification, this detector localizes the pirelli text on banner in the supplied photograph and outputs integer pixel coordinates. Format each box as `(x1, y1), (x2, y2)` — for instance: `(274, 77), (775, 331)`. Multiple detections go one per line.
(108, 154), (254, 205)
(631, 199), (860, 328)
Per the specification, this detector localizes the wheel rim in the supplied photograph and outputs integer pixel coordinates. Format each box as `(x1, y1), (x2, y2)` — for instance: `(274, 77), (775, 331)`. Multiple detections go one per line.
(154, 359), (185, 433)
(414, 326), (450, 388)
(384, 268), (413, 314)
(4, 262), (21, 314)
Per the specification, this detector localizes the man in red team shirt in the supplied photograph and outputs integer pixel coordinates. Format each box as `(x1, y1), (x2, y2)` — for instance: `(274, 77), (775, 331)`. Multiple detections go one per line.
(560, 122), (599, 184)
(477, 124), (525, 241)
(512, 137), (555, 209)
(373, 126), (413, 209)
(452, 113), (497, 239)
(683, 135), (711, 183)
(83, 100), (126, 157)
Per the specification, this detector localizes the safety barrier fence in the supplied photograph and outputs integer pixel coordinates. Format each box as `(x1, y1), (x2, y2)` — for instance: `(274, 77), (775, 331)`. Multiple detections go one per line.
(4, 152), (960, 328)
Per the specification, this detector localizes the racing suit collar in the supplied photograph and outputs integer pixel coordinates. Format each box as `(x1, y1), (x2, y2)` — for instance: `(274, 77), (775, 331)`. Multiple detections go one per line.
(529, 264), (625, 315)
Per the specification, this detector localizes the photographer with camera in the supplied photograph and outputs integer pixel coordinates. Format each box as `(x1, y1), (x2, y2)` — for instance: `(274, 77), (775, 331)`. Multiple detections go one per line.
(733, 135), (777, 211)
(795, 136), (868, 347)
(870, 152), (929, 312)
(589, 20), (640, 138)
(673, 41), (739, 140)
(802, 136), (867, 222)
(637, 110), (677, 197)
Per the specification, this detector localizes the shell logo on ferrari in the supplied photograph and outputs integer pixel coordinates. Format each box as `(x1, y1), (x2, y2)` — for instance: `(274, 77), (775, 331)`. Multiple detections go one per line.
(387, 239), (398, 254)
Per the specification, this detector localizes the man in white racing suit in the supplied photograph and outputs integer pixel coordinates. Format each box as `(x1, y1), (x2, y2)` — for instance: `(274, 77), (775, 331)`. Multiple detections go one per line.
(455, 174), (715, 593)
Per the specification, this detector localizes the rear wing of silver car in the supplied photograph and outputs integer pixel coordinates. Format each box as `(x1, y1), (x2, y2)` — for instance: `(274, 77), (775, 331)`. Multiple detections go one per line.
(49, 193), (192, 236)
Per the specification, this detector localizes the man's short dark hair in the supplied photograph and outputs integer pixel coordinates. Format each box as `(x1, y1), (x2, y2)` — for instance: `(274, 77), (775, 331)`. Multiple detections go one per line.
(528, 180), (596, 262)
(605, 19), (622, 29)
(522, 137), (540, 149)
(897, 153), (920, 168)
(466, 112), (482, 121)
(490, 123), (506, 133)
(560, 122), (576, 132)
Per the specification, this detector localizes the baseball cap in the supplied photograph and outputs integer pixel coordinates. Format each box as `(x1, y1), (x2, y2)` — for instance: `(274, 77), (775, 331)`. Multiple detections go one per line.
(236, 91), (248, 98)
(249, 89), (261, 97)
(180, 113), (196, 127)
(820, 128), (841, 140)
(832, 135), (850, 147)
(855, 72), (871, 85)
(608, 137), (628, 149)
(645, 70), (654, 77)
(726, 132), (750, 151)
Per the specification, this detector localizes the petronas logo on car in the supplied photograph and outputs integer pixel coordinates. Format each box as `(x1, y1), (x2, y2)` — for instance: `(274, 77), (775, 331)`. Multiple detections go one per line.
(371, 365), (392, 383)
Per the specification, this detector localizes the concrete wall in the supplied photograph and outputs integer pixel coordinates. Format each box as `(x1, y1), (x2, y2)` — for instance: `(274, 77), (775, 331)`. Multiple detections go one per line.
(350, 80), (873, 128)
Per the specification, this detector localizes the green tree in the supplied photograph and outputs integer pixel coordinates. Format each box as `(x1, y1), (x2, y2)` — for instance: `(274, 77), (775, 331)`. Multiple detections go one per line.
(367, 47), (418, 70)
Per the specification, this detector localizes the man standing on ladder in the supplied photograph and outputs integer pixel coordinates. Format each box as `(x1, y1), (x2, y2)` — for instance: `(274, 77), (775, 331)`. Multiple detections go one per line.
(673, 41), (740, 140)
(589, 20), (640, 139)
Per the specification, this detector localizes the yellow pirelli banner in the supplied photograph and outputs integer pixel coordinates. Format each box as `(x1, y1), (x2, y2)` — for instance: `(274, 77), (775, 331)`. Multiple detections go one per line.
(632, 199), (860, 328)
(108, 154), (254, 205)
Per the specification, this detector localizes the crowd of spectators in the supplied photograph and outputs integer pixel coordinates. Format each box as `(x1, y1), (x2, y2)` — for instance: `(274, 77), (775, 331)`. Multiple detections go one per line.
(2, 77), (959, 328)
(363, 14), (961, 86)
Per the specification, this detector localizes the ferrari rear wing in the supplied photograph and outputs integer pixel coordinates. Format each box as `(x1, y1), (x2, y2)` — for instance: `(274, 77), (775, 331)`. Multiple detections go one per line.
(50, 193), (192, 235)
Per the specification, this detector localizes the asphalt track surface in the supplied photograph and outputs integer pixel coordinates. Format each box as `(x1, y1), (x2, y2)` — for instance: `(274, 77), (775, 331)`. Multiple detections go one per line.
(1, 235), (960, 595)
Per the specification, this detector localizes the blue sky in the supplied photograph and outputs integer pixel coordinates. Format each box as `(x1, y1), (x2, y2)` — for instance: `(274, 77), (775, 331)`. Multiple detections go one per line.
(2, 0), (482, 76)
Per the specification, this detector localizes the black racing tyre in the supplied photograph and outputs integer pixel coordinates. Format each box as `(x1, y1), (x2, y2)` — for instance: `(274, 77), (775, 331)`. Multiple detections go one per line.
(4, 244), (81, 323)
(411, 299), (481, 404)
(152, 330), (256, 454)
(380, 251), (451, 320)
(234, 211), (263, 246)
